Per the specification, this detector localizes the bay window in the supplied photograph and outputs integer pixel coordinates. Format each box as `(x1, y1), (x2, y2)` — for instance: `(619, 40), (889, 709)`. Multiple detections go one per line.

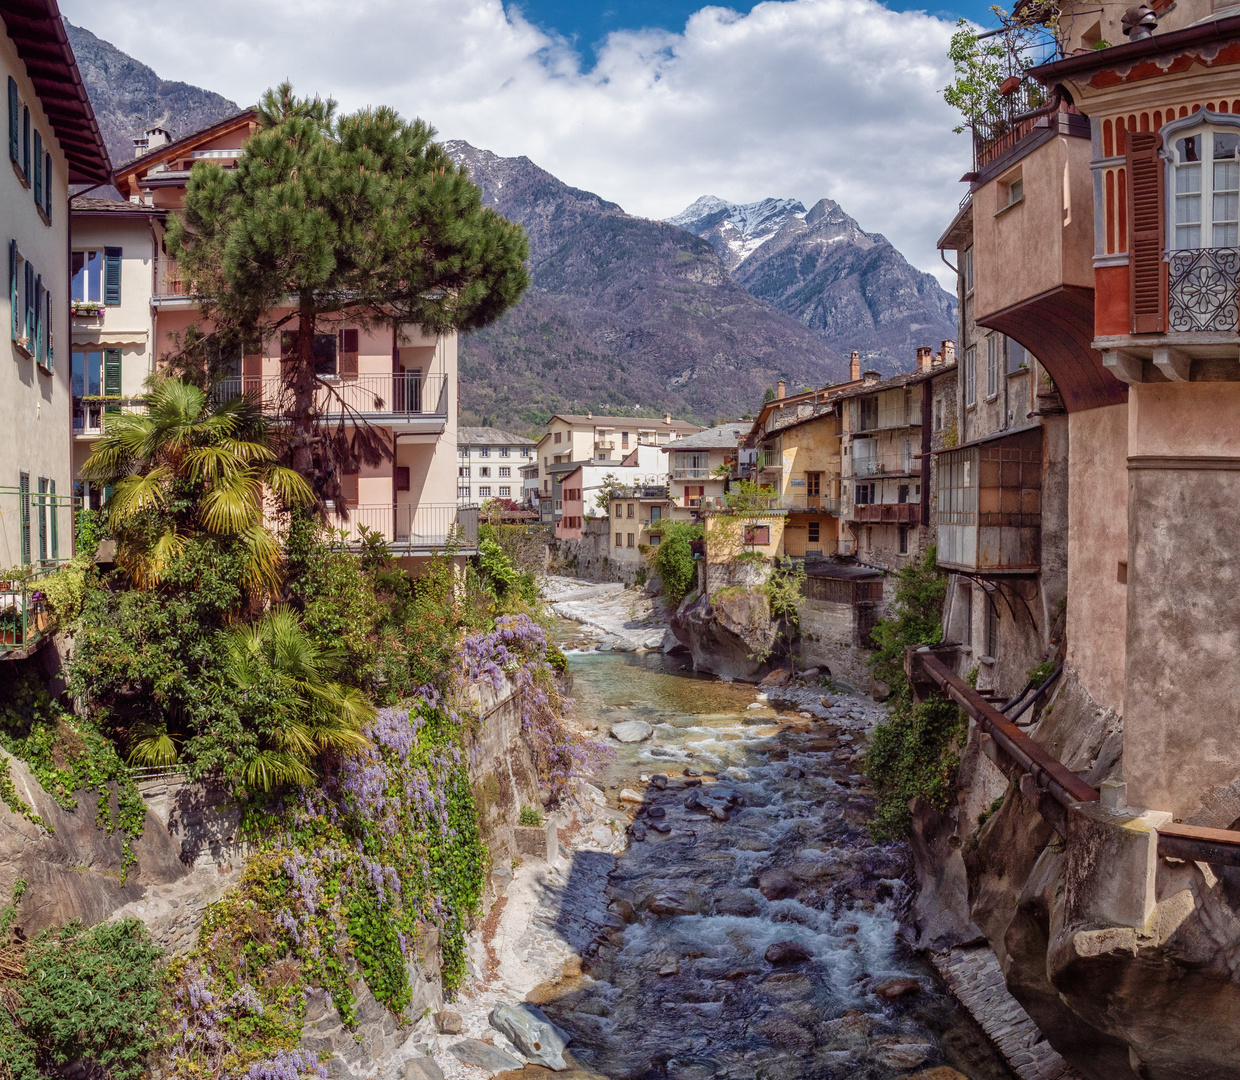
(1171, 126), (1240, 250)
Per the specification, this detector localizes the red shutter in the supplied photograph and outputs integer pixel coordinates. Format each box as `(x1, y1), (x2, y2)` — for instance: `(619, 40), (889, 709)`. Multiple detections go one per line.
(1127, 131), (1166, 334)
(340, 328), (359, 376)
(242, 344), (263, 400)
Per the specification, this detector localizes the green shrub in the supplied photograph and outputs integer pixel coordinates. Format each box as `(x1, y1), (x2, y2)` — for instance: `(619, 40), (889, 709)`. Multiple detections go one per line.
(519, 804), (544, 827)
(0, 909), (163, 1080)
(863, 546), (964, 840)
(650, 521), (701, 606)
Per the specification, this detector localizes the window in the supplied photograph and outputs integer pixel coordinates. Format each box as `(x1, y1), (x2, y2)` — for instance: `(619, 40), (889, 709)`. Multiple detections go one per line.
(650, 506), (661, 522)
(480, 447), (489, 457)
(986, 595), (999, 657)
(458, 467), (469, 478)
(626, 503), (634, 518)
(479, 486), (491, 498)
(998, 169), (1023, 210)
(499, 467), (510, 478)
(859, 397), (878, 431)
(898, 525), (909, 554)
(458, 486), (471, 499)
(964, 246), (974, 293)
(72, 251), (104, 304)
(72, 350), (102, 396)
(279, 331), (338, 374)
(478, 467), (490, 478)
(499, 486), (511, 497)
(743, 523), (771, 546)
(544, 479), (549, 492)
(1171, 125), (1240, 249)
(32, 129), (41, 208)
(650, 533), (662, 546)
(396, 467), (410, 491)
(627, 533), (635, 547)
(18, 471), (30, 566)
(854, 483), (875, 505)
(500, 448), (510, 457)
(898, 484), (909, 504)
(806, 473), (821, 496)
(1006, 337), (1027, 374)
(965, 347), (976, 406)
(615, 532), (623, 547)
(986, 336), (999, 399)
(459, 447), (469, 457)
(521, 448), (531, 458)
(933, 398), (942, 432)
(621, 431), (629, 448)
(808, 521), (820, 543)
(554, 431), (562, 444)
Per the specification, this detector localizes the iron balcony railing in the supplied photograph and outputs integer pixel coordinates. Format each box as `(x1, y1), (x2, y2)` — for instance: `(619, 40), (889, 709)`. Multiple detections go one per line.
(216, 372), (448, 419)
(1168, 247), (1240, 333)
(774, 494), (841, 514)
(850, 458), (913, 478)
(332, 503), (477, 551)
(0, 563), (61, 657)
(850, 502), (922, 525)
(155, 258), (188, 297)
(671, 467), (712, 480)
(73, 398), (146, 436)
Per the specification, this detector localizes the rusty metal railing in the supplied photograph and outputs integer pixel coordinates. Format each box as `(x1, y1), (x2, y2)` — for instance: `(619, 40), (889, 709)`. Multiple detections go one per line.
(907, 646), (1240, 866)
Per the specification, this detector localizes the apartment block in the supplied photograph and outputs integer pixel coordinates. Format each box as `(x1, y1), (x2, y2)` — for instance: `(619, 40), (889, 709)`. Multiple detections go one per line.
(456, 426), (534, 507)
(0, 1), (110, 657)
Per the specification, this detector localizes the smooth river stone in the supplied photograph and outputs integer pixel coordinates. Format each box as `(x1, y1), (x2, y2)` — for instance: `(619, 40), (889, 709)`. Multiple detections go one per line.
(610, 720), (654, 743)
(448, 1039), (524, 1072)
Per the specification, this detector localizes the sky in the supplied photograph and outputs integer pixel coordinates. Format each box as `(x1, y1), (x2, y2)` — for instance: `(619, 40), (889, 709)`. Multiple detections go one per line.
(59, 0), (1001, 288)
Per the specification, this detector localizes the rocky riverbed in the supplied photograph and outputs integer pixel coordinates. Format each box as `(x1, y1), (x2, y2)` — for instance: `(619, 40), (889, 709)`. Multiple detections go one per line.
(414, 581), (1018, 1080)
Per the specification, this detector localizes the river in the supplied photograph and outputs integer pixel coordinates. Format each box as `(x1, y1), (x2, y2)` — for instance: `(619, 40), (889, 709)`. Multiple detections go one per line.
(532, 640), (1014, 1080)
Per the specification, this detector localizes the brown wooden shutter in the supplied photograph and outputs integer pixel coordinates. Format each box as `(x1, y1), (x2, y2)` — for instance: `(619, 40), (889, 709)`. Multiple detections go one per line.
(1127, 131), (1166, 333)
(340, 328), (359, 376)
(242, 342), (263, 400)
(395, 466), (410, 492)
(341, 473), (359, 505)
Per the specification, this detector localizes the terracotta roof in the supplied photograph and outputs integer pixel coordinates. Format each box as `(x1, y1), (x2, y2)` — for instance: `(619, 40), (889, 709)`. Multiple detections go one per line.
(2, 1), (110, 183)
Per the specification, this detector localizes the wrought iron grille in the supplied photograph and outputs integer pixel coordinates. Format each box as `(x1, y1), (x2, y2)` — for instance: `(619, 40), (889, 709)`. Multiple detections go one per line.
(1168, 247), (1240, 333)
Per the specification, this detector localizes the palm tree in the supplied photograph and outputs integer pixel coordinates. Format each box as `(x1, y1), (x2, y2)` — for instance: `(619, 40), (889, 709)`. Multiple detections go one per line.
(221, 606), (373, 790)
(80, 378), (313, 595)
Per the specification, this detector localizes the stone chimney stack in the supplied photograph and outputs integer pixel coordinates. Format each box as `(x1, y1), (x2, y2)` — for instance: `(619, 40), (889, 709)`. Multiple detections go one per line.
(941, 339), (957, 366)
(849, 351), (861, 382)
(917, 346), (933, 373)
(663, 412), (672, 424)
(776, 379), (786, 400)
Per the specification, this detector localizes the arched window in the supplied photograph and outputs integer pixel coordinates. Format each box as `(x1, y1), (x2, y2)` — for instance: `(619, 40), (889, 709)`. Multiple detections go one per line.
(1169, 120), (1240, 249)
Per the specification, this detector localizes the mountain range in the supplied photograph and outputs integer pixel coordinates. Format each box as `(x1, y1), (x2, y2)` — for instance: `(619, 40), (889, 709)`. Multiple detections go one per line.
(64, 19), (957, 429)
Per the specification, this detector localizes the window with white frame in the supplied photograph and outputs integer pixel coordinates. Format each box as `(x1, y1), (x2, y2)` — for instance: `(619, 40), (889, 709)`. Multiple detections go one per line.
(479, 447), (489, 457)
(500, 447), (510, 457)
(458, 485), (470, 498)
(499, 486), (511, 497)
(458, 446), (469, 457)
(479, 486), (491, 498)
(499, 467), (510, 478)
(986, 336), (999, 399)
(1171, 124), (1240, 249)
(965, 347), (977, 406)
(963, 246), (974, 293)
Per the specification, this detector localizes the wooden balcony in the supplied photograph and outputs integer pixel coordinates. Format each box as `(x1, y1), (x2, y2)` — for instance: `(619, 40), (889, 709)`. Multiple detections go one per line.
(849, 502), (921, 525)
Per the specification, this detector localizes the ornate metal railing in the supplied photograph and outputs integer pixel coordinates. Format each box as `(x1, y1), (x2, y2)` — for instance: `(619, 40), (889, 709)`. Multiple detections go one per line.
(1168, 247), (1240, 333)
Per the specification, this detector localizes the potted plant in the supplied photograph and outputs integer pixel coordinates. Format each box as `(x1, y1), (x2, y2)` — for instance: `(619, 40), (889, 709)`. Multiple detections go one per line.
(0, 607), (23, 645)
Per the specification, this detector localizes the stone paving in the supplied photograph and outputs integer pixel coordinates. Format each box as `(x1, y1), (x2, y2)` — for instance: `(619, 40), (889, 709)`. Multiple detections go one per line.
(931, 946), (1086, 1080)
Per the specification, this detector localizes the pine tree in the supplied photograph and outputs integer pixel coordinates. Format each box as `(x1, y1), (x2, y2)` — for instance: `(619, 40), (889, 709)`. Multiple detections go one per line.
(166, 82), (530, 504)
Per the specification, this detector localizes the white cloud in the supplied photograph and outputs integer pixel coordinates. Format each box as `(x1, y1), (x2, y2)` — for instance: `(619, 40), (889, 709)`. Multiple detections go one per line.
(59, 0), (970, 285)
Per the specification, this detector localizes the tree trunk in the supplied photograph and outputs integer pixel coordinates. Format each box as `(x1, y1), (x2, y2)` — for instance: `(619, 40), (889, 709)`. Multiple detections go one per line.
(291, 296), (318, 496)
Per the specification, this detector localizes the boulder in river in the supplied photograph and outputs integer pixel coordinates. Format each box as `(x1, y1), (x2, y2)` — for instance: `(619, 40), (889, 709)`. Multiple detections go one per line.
(489, 1002), (571, 1071)
(714, 889), (761, 917)
(760, 667), (792, 687)
(610, 720), (653, 743)
(400, 1056), (444, 1080)
(765, 940), (813, 966)
(875, 977), (922, 1000)
(449, 1038), (524, 1072)
(434, 1010), (462, 1034)
(647, 891), (697, 916)
(668, 589), (789, 681)
(618, 788), (643, 803)
(758, 869), (798, 900)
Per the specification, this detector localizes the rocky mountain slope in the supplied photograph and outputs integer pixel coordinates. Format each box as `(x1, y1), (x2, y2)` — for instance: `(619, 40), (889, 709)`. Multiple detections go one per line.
(447, 142), (847, 428)
(64, 19), (240, 170)
(670, 196), (958, 372)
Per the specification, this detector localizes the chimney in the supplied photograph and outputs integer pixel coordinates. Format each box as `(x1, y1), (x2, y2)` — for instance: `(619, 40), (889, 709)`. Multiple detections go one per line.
(663, 412), (672, 424)
(586, 411), (592, 420)
(776, 379), (786, 400)
(941, 339), (957, 366)
(849, 350), (861, 382)
(863, 370), (881, 385)
(916, 346), (933, 373)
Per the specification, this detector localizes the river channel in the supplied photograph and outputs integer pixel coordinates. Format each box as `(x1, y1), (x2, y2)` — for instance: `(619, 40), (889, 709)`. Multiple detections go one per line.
(538, 640), (1013, 1080)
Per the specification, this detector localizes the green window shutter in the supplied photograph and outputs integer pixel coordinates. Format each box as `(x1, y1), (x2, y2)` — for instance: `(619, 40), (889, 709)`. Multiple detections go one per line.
(18, 471), (30, 567)
(8, 241), (15, 342)
(44, 289), (51, 370)
(36, 477), (47, 563)
(32, 130), (41, 207)
(103, 247), (122, 306)
(48, 479), (57, 561)
(24, 262), (33, 343)
(43, 151), (51, 220)
(32, 275), (40, 363)
(7, 78), (16, 163)
(22, 105), (28, 180)
(104, 349), (121, 415)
